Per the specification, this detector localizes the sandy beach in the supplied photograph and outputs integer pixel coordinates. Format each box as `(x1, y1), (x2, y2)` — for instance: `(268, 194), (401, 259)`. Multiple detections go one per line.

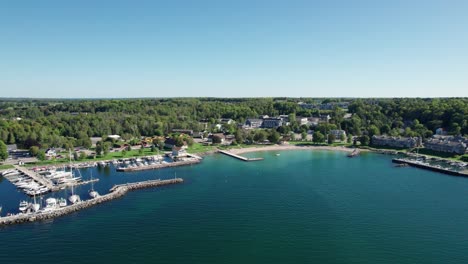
(225, 144), (359, 155)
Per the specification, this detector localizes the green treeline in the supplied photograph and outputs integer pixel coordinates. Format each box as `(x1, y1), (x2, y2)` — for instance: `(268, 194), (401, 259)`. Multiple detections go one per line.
(0, 98), (466, 150)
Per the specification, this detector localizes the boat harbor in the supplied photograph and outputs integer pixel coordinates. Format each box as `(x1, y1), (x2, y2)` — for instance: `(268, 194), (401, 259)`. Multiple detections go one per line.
(218, 150), (264, 161)
(0, 178), (184, 226)
(392, 158), (468, 177)
(2, 165), (99, 196)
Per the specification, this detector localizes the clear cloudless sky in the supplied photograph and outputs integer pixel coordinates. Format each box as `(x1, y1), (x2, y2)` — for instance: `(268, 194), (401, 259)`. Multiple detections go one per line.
(0, 0), (467, 98)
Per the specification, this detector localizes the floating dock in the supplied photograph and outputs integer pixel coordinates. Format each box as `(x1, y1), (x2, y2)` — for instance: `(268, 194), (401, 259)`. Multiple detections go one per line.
(13, 165), (57, 191)
(218, 150), (264, 162)
(0, 178), (183, 226)
(392, 158), (468, 177)
(116, 159), (200, 172)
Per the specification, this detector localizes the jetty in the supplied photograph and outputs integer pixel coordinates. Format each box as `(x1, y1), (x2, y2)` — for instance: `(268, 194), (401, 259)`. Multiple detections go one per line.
(0, 178), (183, 226)
(392, 158), (468, 177)
(218, 150), (264, 162)
(116, 159), (200, 172)
(13, 165), (57, 191)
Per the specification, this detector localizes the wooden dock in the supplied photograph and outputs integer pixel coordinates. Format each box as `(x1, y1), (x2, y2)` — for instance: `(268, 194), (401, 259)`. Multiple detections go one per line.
(0, 178), (183, 226)
(392, 159), (468, 177)
(116, 159), (200, 172)
(13, 165), (57, 191)
(218, 150), (264, 162)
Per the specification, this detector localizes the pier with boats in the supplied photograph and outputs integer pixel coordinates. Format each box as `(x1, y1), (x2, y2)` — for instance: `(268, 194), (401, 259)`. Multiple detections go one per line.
(218, 150), (264, 161)
(0, 178), (184, 226)
(392, 158), (468, 177)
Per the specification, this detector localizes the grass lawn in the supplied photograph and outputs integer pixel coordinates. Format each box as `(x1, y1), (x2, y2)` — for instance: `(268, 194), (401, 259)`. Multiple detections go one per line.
(187, 143), (215, 154)
(0, 164), (14, 170)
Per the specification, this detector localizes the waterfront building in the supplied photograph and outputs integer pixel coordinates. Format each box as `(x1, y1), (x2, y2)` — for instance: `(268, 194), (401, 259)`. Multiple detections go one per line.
(262, 118), (283, 128)
(371, 135), (421, 148)
(424, 135), (467, 154)
(245, 118), (263, 128)
(330, 130), (347, 141)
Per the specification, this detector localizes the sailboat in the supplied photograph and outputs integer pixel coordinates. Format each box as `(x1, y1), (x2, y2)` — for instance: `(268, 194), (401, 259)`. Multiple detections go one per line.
(88, 172), (99, 199)
(68, 184), (81, 204)
(31, 194), (40, 213)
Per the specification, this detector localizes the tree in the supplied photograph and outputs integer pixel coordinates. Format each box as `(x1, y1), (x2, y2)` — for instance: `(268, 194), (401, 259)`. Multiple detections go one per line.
(340, 133), (346, 142)
(37, 150), (46, 161)
(103, 142), (112, 155)
(360, 135), (370, 146)
(79, 151), (87, 160)
(328, 133), (336, 144)
(347, 134), (353, 144)
(301, 131), (307, 141)
(29, 146), (40, 157)
(150, 145), (156, 152)
(268, 130), (280, 144)
(95, 144), (103, 156)
(253, 130), (267, 142)
(73, 151), (79, 161)
(0, 140), (7, 161)
(235, 130), (244, 144)
(313, 131), (325, 143)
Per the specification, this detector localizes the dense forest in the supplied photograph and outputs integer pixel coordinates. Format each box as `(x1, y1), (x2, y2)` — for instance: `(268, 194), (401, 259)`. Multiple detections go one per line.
(0, 98), (466, 150)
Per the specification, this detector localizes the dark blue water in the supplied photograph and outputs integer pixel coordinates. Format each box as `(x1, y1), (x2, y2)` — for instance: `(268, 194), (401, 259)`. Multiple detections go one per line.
(1, 150), (467, 263)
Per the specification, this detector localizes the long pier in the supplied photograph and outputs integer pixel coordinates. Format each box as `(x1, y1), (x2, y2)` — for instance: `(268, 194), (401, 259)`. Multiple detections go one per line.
(116, 159), (200, 172)
(218, 150), (264, 162)
(392, 158), (468, 177)
(0, 178), (183, 226)
(13, 165), (57, 191)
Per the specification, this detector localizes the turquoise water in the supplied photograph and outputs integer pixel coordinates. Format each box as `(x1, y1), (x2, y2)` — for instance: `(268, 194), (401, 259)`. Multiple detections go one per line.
(1, 150), (468, 263)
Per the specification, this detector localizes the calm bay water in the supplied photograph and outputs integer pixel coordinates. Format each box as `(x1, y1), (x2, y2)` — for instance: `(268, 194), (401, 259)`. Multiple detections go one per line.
(1, 150), (468, 263)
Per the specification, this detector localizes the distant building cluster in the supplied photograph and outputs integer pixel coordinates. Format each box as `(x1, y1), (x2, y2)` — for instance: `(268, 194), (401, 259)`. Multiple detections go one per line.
(424, 135), (467, 154)
(372, 135), (421, 148)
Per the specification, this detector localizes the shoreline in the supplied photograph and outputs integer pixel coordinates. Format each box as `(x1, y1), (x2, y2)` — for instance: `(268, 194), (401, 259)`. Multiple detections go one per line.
(220, 144), (362, 155)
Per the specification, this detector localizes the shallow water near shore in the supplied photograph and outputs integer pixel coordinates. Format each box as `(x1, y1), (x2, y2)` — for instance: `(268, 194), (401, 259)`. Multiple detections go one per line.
(1, 150), (468, 263)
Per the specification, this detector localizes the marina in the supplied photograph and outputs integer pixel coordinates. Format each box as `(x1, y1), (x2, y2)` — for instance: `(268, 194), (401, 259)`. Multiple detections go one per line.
(0, 178), (183, 226)
(116, 158), (201, 172)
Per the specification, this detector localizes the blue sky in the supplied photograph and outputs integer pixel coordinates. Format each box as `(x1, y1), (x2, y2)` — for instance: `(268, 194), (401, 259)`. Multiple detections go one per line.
(0, 0), (467, 98)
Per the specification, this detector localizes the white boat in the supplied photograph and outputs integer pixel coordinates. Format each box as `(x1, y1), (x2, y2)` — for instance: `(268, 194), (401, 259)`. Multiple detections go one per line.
(68, 184), (81, 204)
(19, 200), (29, 213)
(88, 172), (100, 199)
(43, 198), (58, 211)
(58, 198), (67, 207)
(31, 195), (40, 212)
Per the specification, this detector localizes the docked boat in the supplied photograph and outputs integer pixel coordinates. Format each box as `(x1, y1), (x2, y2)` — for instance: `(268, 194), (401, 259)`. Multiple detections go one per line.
(68, 184), (81, 204)
(19, 200), (29, 213)
(43, 198), (58, 211)
(58, 198), (67, 207)
(88, 173), (100, 199)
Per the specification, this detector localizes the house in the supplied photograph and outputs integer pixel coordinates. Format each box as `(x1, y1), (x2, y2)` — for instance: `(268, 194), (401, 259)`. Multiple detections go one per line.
(208, 133), (226, 144)
(329, 130), (347, 141)
(262, 118), (283, 128)
(245, 118), (263, 129)
(435, 128), (448, 136)
(220, 118), (235, 125)
(45, 148), (57, 158)
(424, 135), (467, 154)
(107, 135), (121, 141)
(193, 132), (205, 139)
(308, 117), (320, 126)
(319, 115), (331, 122)
(172, 146), (187, 158)
(372, 135), (421, 148)
(296, 117), (308, 126)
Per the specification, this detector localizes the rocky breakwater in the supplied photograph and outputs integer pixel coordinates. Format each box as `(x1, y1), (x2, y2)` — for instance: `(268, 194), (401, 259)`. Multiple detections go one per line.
(0, 178), (184, 226)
